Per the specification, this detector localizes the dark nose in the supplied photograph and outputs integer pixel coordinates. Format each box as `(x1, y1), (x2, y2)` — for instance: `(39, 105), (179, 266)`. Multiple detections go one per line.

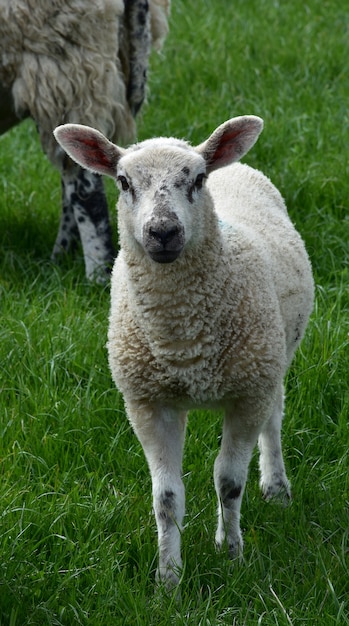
(144, 218), (184, 263)
(148, 225), (180, 246)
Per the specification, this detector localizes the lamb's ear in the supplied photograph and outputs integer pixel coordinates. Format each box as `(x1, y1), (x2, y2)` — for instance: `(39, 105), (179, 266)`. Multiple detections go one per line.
(54, 124), (124, 178)
(195, 116), (263, 173)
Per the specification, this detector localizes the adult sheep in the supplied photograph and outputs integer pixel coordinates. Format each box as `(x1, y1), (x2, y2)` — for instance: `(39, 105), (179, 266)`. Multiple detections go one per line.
(0, 0), (170, 282)
(54, 115), (314, 587)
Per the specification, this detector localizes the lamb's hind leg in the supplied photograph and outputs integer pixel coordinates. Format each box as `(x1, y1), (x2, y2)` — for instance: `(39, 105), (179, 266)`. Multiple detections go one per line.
(128, 403), (187, 588)
(258, 383), (291, 502)
(214, 403), (261, 558)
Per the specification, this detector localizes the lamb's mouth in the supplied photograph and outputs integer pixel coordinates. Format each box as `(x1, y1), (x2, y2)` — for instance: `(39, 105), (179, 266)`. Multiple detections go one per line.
(148, 249), (182, 264)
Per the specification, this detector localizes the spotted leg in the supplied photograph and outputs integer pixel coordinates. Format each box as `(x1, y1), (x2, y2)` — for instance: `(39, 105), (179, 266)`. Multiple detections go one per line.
(52, 164), (115, 283)
(127, 402), (187, 588)
(51, 175), (80, 260)
(258, 383), (291, 502)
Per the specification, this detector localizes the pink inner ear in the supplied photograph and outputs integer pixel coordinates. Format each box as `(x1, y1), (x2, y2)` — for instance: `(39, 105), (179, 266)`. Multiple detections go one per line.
(208, 129), (243, 168)
(63, 132), (117, 176)
(83, 137), (113, 170)
(213, 139), (240, 163)
(207, 123), (263, 172)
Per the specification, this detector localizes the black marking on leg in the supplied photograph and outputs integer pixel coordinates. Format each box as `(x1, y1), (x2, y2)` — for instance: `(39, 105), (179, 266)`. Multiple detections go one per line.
(157, 490), (176, 522)
(123, 0), (151, 116)
(219, 477), (242, 506)
(228, 539), (241, 559)
(263, 474), (291, 503)
(74, 168), (115, 263)
(294, 312), (305, 343)
(55, 176), (81, 254)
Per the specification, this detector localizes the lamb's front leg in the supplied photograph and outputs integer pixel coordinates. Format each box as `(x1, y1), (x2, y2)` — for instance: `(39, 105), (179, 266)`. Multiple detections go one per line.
(127, 402), (187, 587)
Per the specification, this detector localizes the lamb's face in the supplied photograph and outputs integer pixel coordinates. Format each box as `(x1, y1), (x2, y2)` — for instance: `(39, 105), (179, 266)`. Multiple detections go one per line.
(116, 139), (208, 263)
(53, 116), (264, 265)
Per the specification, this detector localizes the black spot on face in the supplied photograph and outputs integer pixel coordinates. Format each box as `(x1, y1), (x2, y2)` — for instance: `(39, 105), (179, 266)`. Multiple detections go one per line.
(174, 166), (191, 190)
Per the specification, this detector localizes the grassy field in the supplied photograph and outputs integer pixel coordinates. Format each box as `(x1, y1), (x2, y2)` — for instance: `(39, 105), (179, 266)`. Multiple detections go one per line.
(0, 0), (348, 624)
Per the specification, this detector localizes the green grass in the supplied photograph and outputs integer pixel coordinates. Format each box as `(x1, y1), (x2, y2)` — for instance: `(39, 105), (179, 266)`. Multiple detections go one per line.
(0, 0), (348, 623)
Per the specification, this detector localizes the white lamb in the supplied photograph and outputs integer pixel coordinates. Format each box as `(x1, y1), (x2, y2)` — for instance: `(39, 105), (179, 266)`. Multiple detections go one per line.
(54, 116), (314, 587)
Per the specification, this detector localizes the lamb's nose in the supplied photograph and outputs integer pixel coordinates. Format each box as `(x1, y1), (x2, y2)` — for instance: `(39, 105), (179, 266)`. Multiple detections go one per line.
(149, 226), (180, 246)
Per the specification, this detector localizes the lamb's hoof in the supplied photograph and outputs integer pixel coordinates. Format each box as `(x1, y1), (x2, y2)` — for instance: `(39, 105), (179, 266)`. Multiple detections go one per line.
(228, 541), (244, 562)
(261, 477), (291, 505)
(155, 565), (181, 591)
(216, 533), (243, 561)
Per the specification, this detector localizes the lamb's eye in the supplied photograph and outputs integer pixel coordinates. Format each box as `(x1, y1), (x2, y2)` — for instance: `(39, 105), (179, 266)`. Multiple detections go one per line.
(194, 173), (206, 190)
(117, 175), (130, 191)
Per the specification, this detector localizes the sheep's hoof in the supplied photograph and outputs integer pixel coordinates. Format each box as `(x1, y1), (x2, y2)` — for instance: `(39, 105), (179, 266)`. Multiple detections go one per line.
(86, 264), (112, 285)
(155, 564), (181, 590)
(261, 479), (292, 505)
(215, 533), (244, 561)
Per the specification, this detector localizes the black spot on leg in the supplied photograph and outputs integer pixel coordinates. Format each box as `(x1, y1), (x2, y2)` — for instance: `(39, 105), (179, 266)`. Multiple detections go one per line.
(228, 538), (241, 559)
(294, 312), (304, 343)
(70, 168), (115, 263)
(219, 477), (242, 506)
(263, 474), (291, 502)
(161, 490), (175, 509)
(157, 490), (176, 522)
(228, 486), (242, 499)
(123, 0), (150, 116)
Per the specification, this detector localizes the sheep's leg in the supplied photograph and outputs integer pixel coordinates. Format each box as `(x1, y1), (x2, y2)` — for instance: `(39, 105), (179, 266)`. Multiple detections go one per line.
(258, 384), (291, 502)
(130, 404), (187, 587)
(53, 165), (115, 283)
(214, 404), (261, 558)
(72, 167), (115, 282)
(52, 176), (80, 259)
(0, 83), (21, 135)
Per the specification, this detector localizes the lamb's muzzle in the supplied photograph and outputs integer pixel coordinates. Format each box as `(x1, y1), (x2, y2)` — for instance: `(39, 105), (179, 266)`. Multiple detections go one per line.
(144, 216), (185, 263)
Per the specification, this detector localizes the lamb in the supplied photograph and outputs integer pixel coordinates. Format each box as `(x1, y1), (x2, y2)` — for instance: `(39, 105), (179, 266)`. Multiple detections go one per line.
(54, 115), (314, 587)
(0, 0), (170, 282)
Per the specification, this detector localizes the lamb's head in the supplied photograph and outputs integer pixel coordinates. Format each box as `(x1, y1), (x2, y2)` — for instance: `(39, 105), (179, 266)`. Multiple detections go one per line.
(54, 116), (263, 263)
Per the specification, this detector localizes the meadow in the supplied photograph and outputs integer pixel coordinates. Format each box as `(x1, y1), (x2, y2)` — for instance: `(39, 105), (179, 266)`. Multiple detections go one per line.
(0, 0), (348, 624)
